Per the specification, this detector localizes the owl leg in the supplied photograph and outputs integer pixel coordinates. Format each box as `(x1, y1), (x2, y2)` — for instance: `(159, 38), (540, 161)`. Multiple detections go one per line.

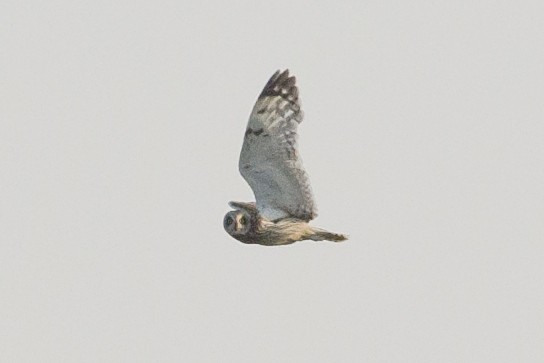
(308, 227), (348, 242)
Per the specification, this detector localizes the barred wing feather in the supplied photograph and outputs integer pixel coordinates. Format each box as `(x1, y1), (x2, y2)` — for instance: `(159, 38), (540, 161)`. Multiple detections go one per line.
(239, 70), (317, 221)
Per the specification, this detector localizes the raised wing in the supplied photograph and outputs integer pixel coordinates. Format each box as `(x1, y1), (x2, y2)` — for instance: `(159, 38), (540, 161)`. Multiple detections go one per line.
(239, 70), (317, 221)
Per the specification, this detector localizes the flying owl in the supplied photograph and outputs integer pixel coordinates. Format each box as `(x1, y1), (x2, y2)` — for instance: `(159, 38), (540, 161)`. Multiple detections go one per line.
(224, 70), (347, 246)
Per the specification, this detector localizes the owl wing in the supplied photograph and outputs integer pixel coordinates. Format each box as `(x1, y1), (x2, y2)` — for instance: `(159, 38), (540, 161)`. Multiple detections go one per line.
(239, 70), (317, 222)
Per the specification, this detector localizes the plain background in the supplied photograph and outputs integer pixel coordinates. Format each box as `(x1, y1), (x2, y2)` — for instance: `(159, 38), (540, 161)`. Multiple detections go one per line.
(1, 1), (543, 362)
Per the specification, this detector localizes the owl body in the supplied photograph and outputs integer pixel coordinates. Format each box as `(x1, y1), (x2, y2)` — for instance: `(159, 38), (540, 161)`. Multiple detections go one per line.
(223, 202), (346, 246)
(224, 70), (347, 246)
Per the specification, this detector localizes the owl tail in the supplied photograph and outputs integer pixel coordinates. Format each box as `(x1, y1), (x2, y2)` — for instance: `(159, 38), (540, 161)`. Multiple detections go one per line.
(309, 227), (348, 242)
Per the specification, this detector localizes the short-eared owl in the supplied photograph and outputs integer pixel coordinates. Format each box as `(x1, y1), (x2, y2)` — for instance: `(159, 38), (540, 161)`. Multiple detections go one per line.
(224, 70), (347, 246)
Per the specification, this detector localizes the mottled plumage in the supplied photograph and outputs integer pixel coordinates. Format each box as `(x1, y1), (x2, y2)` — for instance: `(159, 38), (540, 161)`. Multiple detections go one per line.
(224, 70), (347, 246)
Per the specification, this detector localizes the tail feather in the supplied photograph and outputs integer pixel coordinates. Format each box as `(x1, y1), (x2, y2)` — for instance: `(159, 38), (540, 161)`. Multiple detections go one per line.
(309, 227), (348, 242)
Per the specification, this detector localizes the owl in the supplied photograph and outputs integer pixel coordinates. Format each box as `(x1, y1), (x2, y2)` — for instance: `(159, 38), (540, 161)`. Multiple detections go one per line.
(224, 70), (347, 246)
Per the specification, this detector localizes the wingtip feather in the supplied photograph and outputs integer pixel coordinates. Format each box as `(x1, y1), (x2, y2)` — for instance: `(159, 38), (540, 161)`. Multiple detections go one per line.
(259, 69), (299, 104)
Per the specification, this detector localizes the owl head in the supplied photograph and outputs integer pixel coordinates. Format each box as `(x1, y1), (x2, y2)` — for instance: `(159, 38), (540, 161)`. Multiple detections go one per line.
(223, 210), (253, 238)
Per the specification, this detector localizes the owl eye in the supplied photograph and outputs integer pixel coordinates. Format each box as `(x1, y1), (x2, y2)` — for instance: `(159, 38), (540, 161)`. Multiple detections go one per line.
(240, 216), (247, 225)
(225, 216), (233, 226)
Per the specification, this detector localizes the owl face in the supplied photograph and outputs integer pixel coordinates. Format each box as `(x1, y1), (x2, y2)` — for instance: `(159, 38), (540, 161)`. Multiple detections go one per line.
(223, 210), (252, 237)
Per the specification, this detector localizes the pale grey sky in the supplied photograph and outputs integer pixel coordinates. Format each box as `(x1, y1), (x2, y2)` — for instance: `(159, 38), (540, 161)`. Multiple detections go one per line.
(1, 1), (543, 362)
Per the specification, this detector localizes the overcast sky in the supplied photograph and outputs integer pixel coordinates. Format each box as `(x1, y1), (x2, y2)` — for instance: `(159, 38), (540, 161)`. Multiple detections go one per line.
(1, 1), (543, 362)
